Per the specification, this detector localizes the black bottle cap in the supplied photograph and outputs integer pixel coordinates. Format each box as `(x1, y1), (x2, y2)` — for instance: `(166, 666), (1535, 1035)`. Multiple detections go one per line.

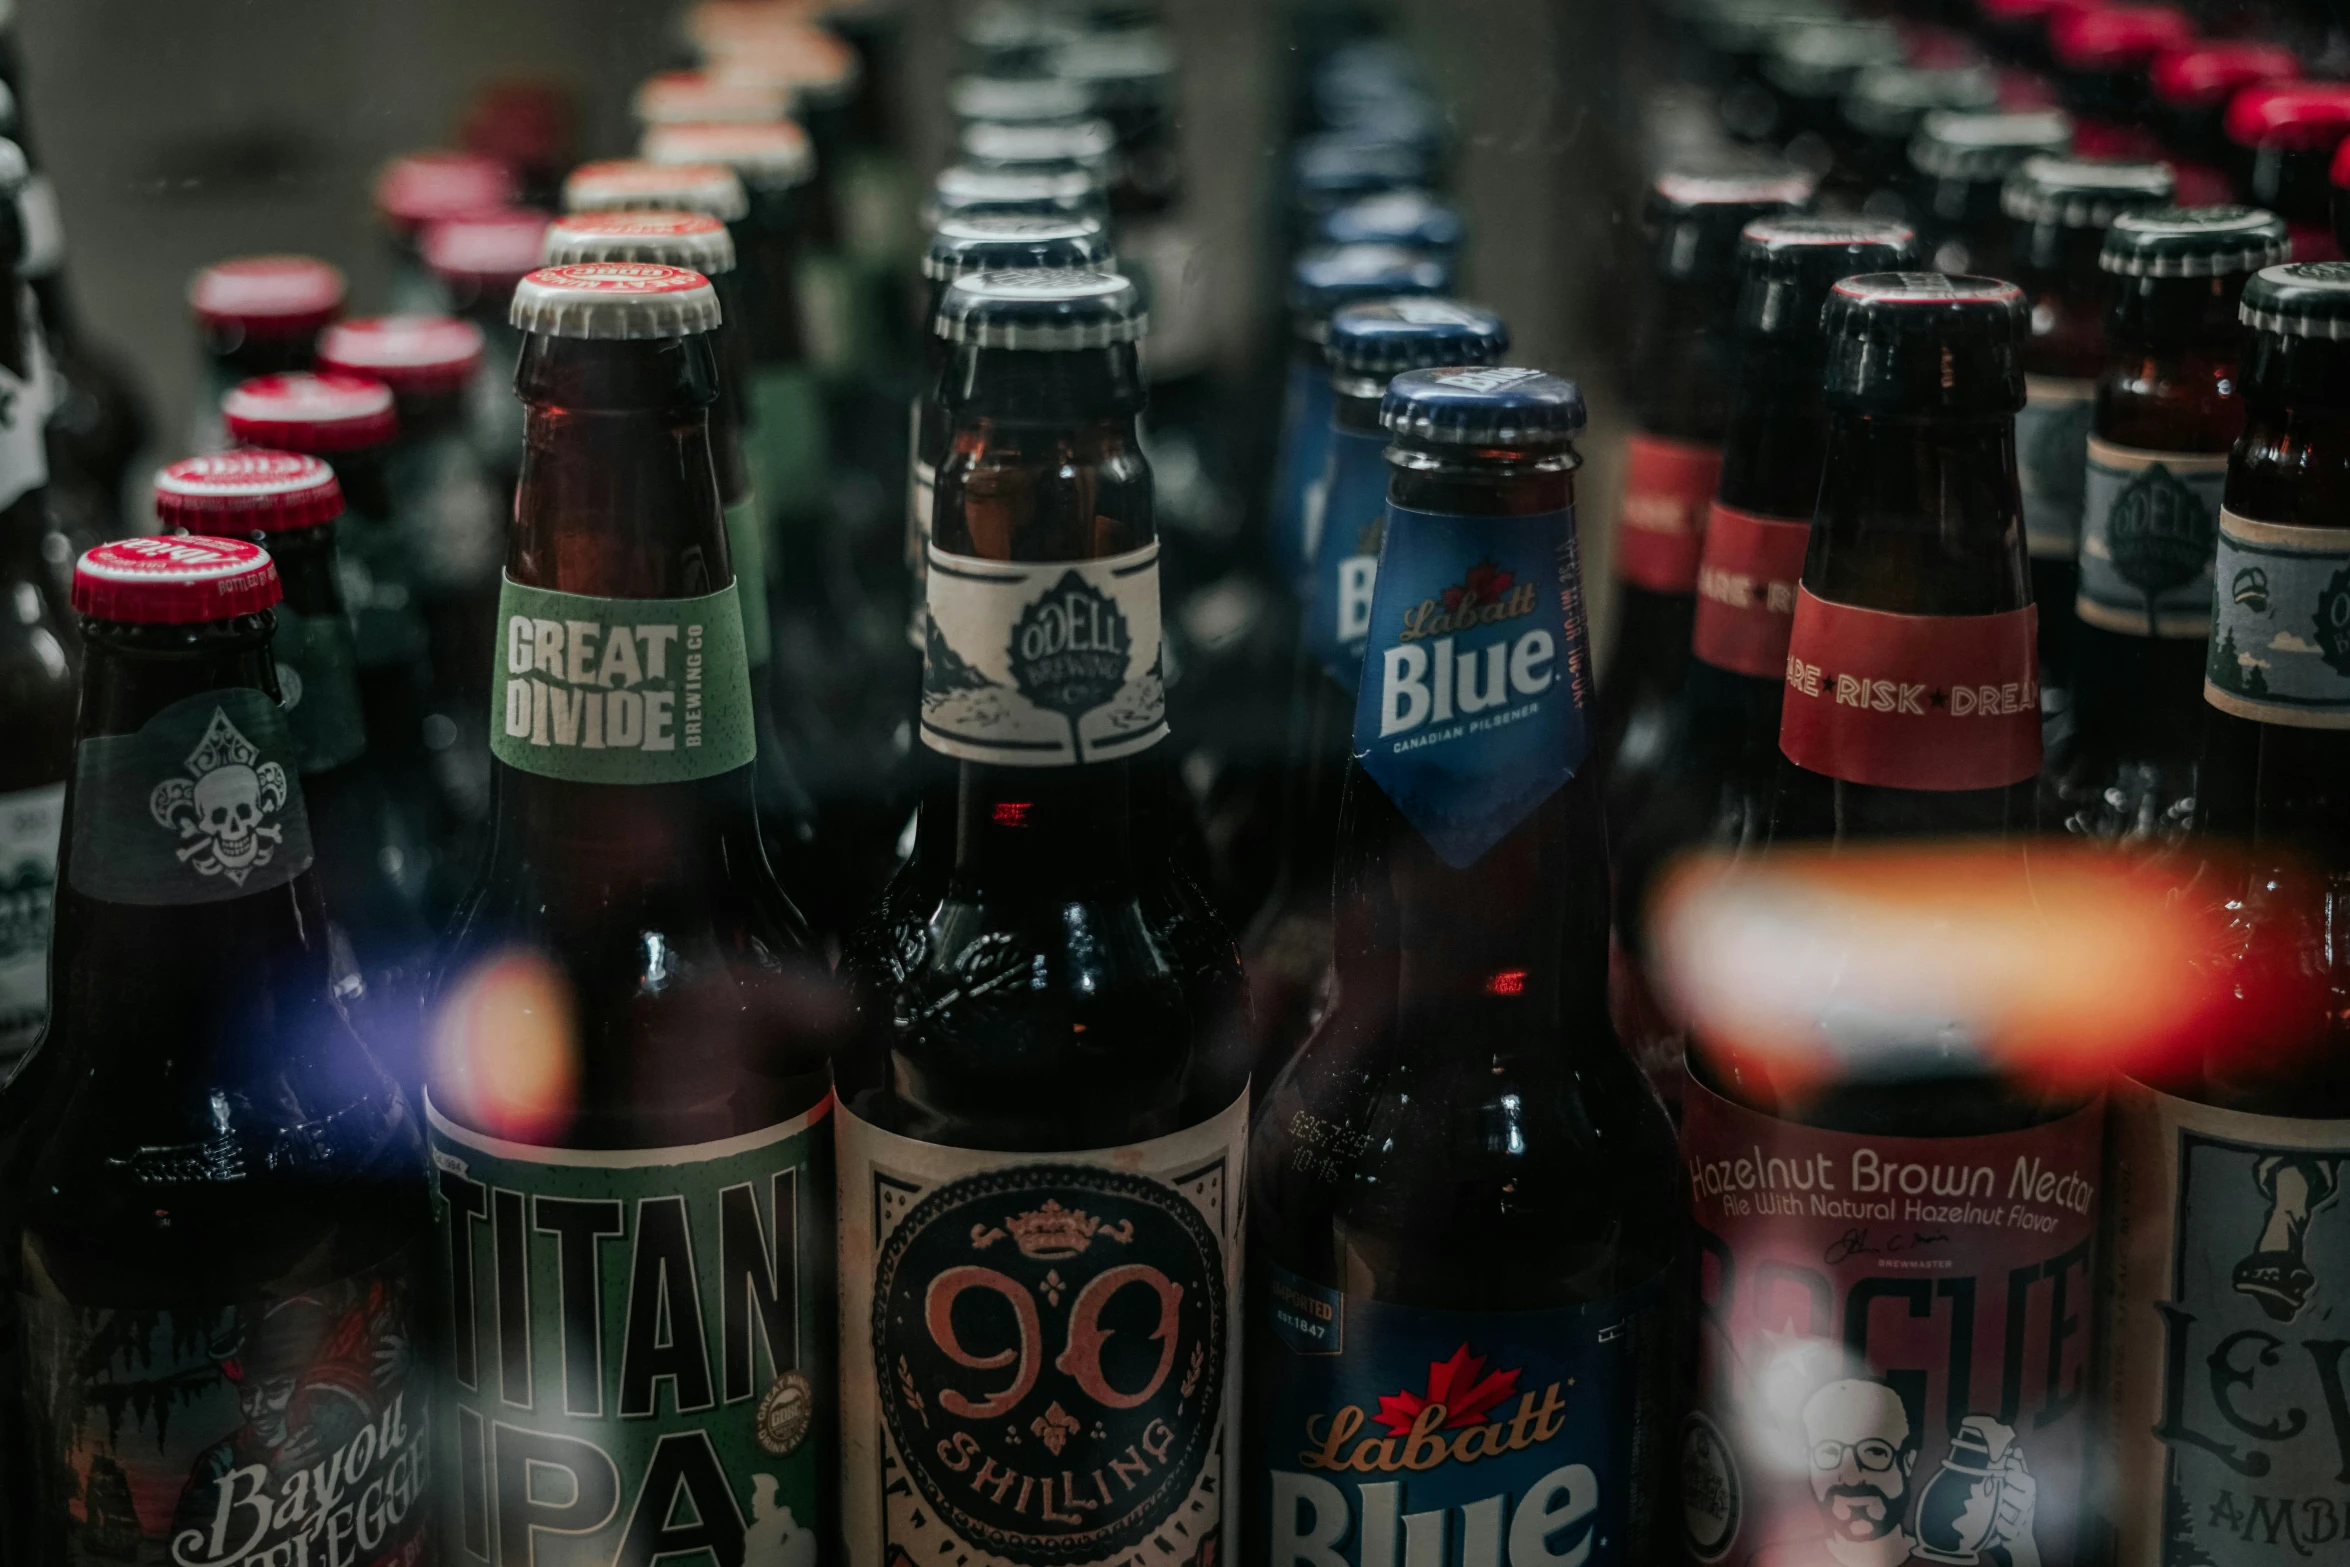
(1736, 216), (1921, 343)
(1381, 365), (1586, 447)
(2000, 155), (2176, 229)
(2240, 261), (2350, 340)
(1288, 243), (1454, 334)
(1842, 64), (1999, 142)
(2102, 206), (2290, 278)
(1326, 298), (1508, 376)
(1821, 273), (2026, 415)
(1908, 109), (2073, 186)
(938, 268), (1145, 349)
(923, 214), (1112, 283)
(1648, 158), (1818, 283)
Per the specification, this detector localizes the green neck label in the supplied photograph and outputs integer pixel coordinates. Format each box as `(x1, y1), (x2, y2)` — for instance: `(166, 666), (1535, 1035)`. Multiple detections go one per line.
(275, 605), (370, 774)
(491, 576), (757, 785)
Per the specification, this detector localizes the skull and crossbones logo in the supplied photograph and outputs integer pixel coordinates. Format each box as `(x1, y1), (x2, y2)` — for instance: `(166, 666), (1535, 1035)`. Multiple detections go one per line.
(149, 708), (289, 885)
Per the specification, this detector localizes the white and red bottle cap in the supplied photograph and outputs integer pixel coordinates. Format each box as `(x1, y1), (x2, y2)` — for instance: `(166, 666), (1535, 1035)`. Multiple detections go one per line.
(640, 119), (815, 189)
(154, 451), (344, 535)
(633, 68), (789, 126)
(188, 255), (347, 339)
(316, 315), (487, 397)
(421, 208), (555, 286)
(542, 211), (737, 274)
(561, 158), (750, 223)
(374, 149), (519, 235)
(223, 372), (398, 453)
(709, 24), (862, 108)
(73, 535), (283, 623)
(510, 262), (723, 339)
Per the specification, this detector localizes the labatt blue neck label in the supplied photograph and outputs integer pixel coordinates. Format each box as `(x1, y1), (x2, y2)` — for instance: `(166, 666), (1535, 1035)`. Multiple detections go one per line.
(1306, 426), (1391, 691)
(1351, 504), (1590, 868)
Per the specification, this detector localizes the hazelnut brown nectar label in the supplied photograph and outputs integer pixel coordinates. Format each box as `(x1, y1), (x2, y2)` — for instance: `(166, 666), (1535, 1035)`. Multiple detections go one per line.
(2075, 439), (2229, 639)
(1693, 502), (1810, 679)
(2204, 511), (2350, 728)
(1612, 432), (1721, 595)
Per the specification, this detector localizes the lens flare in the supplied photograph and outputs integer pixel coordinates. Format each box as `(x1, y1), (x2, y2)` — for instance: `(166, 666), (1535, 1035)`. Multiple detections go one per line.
(425, 949), (580, 1144)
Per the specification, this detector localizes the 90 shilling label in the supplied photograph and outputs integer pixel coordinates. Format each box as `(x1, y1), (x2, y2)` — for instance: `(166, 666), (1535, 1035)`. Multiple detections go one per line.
(1680, 1075), (2104, 1567)
(274, 607), (370, 776)
(2074, 440), (2229, 639)
(2017, 375), (2095, 561)
(491, 576), (757, 784)
(1305, 426), (1391, 693)
(0, 779), (63, 1056)
(427, 1094), (836, 1567)
(921, 540), (1168, 766)
(1612, 432), (1722, 595)
(2204, 510), (2350, 728)
(2098, 1079), (2350, 1566)
(837, 1093), (1246, 1567)
(1693, 502), (1810, 680)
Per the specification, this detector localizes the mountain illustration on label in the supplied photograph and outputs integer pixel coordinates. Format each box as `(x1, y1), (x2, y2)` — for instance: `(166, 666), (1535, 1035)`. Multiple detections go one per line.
(2108, 463), (2217, 634)
(147, 708), (291, 887)
(923, 612), (990, 697)
(2316, 565), (2350, 677)
(1009, 570), (1134, 752)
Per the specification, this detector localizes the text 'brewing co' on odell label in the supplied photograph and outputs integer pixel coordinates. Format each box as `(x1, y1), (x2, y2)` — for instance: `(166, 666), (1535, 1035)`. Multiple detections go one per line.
(921, 539), (1168, 766)
(836, 1093), (1246, 1567)
(1612, 433), (1722, 595)
(1352, 504), (1591, 869)
(2074, 439), (2229, 639)
(1692, 502), (1811, 679)
(490, 576), (757, 785)
(1306, 425), (1393, 692)
(2204, 511), (2350, 728)
(1779, 590), (2042, 791)
(426, 1094), (836, 1567)
(2016, 374), (2096, 561)
(1679, 1076), (2104, 1567)
(2098, 1079), (2350, 1567)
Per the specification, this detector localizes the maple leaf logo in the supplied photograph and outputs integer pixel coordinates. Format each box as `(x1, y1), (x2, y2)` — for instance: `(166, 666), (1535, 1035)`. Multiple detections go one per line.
(1440, 559), (1515, 616)
(1372, 1344), (1522, 1435)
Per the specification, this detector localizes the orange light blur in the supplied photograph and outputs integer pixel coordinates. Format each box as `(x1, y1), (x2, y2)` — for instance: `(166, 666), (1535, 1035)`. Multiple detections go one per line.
(425, 949), (581, 1145)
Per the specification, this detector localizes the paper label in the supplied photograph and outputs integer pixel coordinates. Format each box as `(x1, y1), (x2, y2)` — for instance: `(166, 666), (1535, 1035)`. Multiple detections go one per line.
(1693, 502), (1811, 679)
(0, 779), (63, 1056)
(2204, 509), (2350, 729)
(1275, 360), (1338, 594)
(1612, 433), (1721, 595)
(2075, 438), (2229, 639)
(1305, 424), (1391, 693)
(2017, 375), (2096, 561)
(274, 606), (369, 776)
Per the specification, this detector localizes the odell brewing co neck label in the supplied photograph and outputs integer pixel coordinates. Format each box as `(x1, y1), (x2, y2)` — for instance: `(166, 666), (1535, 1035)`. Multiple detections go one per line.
(2075, 439), (2229, 639)
(1694, 501), (1810, 679)
(274, 607), (369, 776)
(17, 1255), (427, 1567)
(491, 576), (757, 784)
(1680, 1075), (2104, 1567)
(2204, 510), (2350, 728)
(1277, 361), (1339, 592)
(1305, 425), (1391, 693)
(1352, 504), (1592, 868)
(0, 779), (63, 1056)
(426, 1094), (836, 1567)
(68, 688), (315, 907)
(921, 540), (1168, 766)
(1248, 1268), (1668, 1567)
(2017, 374), (2096, 561)
(2099, 1078), (2350, 1567)
(1779, 590), (2042, 791)
(837, 1092), (1246, 1567)
(1613, 432), (1722, 595)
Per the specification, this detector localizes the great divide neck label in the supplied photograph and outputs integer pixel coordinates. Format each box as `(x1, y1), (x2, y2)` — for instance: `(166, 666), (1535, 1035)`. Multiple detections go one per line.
(1351, 503), (1592, 869)
(1680, 1074), (2104, 1567)
(0, 779), (63, 1056)
(2204, 510), (2350, 728)
(68, 688), (316, 907)
(2075, 438), (2229, 639)
(1276, 359), (1339, 594)
(2017, 374), (2096, 562)
(274, 606), (370, 776)
(1305, 424), (1391, 693)
(2098, 1077), (2350, 1567)
(426, 1093), (836, 1567)
(1779, 590), (2042, 791)
(1612, 432), (1722, 595)
(836, 1091), (1246, 1567)
(1693, 501), (1810, 680)
(491, 576), (757, 784)
(921, 540), (1169, 766)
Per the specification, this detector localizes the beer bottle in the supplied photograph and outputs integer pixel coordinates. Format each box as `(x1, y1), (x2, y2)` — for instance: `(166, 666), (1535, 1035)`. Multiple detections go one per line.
(1769, 274), (2041, 840)
(2044, 3), (2193, 158)
(1755, 21), (1902, 182)
(427, 262), (835, 1567)
(1243, 366), (1679, 1567)
(2222, 83), (2350, 261)
(961, 117), (1121, 186)
(459, 78), (578, 211)
(928, 162), (1113, 228)
(835, 269), (1250, 1567)
(0, 535), (432, 1567)
(2148, 42), (2299, 206)
(1315, 189), (1465, 259)
(1906, 107), (2073, 275)
(952, 73), (1092, 130)
(418, 208), (553, 496)
(186, 253), (345, 454)
(563, 156), (751, 228)
(372, 148), (518, 314)
(1837, 65), (1998, 220)
(633, 67), (790, 131)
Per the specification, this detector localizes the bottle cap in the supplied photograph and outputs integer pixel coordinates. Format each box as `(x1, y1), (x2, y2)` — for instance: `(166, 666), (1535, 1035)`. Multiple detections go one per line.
(2000, 155), (2176, 227)
(2150, 42), (2299, 109)
(957, 1), (1081, 74)
(1821, 273), (2026, 415)
(1326, 298), (1509, 376)
(315, 315), (488, 396)
(421, 209), (555, 286)
(155, 451), (344, 535)
(1760, 22), (1905, 105)
(73, 535), (283, 623)
(632, 69), (789, 126)
(931, 163), (1106, 214)
(2102, 205), (2290, 278)
(2048, 5), (2195, 73)
(938, 269), (1145, 349)
(960, 118), (1119, 176)
(950, 74), (1091, 126)
(923, 213), (1112, 283)
(1736, 216), (1920, 342)
(543, 210), (737, 275)
(1053, 27), (1177, 99)
(188, 255), (347, 339)
(1909, 108), (2074, 183)
(373, 149), (518, 235)
(1290, 133), (1435, 208)
(1288, 244), (1453, 335)
(640, 119), (814, 190)
(562, 158), (750, 223)
(510, 262), (723, 340)
(1647, 159), (1818, 282)
(2240, 261), (2350, 340)
(708, 24), (862, 109)
(224, 372), (398, 452)
(2224, 82), (2350, 153)
(1379, 365), (1586, 447)
(1842, 65), (2000, 141)
(1317, 190), (1465, 253)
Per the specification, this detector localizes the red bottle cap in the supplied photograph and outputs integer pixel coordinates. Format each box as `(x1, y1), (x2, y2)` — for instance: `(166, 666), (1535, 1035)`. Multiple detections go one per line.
(155, 451), (344, 535)
(316, 315), (487, 396)
(2048, 6), (2195, 72)
(373, 149), (519, 235)
(561, 157), (751, 223)
(422, 208), (555, 285)
(223, 372), (398, 453)
(2225, 82), (2350, 152)
(633, 69), (789, 126)
(73, 535), (283, 623)
(188, 255), (346, 339)
(2151, 42), (2300, 109)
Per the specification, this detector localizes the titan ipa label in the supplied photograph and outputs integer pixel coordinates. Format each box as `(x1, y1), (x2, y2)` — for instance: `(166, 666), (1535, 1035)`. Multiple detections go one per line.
(1612, 432), (1721, 594)
(1305, 425), (1391, 692)
(836, 1092), (1246, 1567)
(2099, 1078), (2350, 1566)
(2204, 510), (2350, 728)
(2074, 440), (2229, 639)
(0, 779), (63, 1056)
(2016, 374), (2095, 561)
(426, 1095), (835, 1567)
(1680, 1075), (2103, 1567)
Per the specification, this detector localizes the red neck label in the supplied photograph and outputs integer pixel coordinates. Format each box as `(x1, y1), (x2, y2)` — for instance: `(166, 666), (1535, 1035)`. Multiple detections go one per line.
(1613, 432), (1722, 594)
(1694, 501), (1811, 678)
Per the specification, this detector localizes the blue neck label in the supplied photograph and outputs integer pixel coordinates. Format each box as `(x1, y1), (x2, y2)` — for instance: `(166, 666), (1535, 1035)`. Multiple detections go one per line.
(1350, 503), (1590, 867)
(1307, 425), (1392, 693)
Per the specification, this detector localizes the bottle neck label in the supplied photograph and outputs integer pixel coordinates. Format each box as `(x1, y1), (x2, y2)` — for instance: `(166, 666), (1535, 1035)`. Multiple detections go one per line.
(1275, 360), (1338, 593)
(490, 575), (757, 784)
(0, 779), (63, 1058)
(2018, 373), (2096, 561)
(0, 296), (51, 513)
(1351, 502), (1591, 868)
(1305, 424), (1391, 693)
(1693, 500), (1811, 679)
(1679, 1072), (2104, 1567)
(2204, 509), (2350, 729)
(1612, 432), (1721, 595)
(274, 606), (369, 775)
(2075, 437), (2229, 639)
(68, 687), (316, 907)
(836, 1089), (1246, 1567)
(921, 539), (1169, 765)
(1779, 589), (2042, 791)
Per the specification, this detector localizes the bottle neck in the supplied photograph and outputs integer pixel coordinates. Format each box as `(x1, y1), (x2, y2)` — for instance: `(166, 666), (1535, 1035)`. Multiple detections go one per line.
(729, 189), (809, 368)
(1718, 337), (1829, 516)
(1629, 276), (1736, 439)
(2097, 273), (2249, 453)
(1809, 410), (2031, 614)
(257, 520), (348, 617)
(950, 759), (1138, 890)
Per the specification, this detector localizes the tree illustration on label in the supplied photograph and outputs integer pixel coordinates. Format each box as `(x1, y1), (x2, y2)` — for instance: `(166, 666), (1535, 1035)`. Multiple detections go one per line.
(1010, 572), (1133, 758)
(2315, 566), (2350, 677)
(2108, 464), (2216, 634)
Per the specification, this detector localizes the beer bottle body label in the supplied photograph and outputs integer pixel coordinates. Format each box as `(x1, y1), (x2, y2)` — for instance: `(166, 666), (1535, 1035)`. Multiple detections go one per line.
(2016, 373), (2095, 562)
(2074, 439), (2229, 638)
(837, 1092), (1247, 1567)
(920, 540), (1169, 765)
(1611, 432), (1721, 594)
(490, 576), (758, 783)
(0, 779), (62, 1055)
(1304, 425), (1389, 692)
(1679, 1074), (2103, 1567)
(2204, 510), (2350, 728)
(425, 1095), (836, 1567)
(273, 606), (370, 775)
(2098, 1078), (2350, 1567)
(1692, 501), (1809, 679)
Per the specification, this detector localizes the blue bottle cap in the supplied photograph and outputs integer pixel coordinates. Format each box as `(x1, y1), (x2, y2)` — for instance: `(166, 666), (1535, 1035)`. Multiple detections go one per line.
(1326, 298), (1508, 376)
(1318, 190), (1466, 253)
(1288, 243), (1453, 334)
(1380, 365), (1586, 446)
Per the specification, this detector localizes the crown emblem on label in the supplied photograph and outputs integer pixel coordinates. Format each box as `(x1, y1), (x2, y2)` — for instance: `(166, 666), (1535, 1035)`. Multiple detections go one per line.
(969, 1199), (1136, 1260)
(149, 708), (290, 887)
